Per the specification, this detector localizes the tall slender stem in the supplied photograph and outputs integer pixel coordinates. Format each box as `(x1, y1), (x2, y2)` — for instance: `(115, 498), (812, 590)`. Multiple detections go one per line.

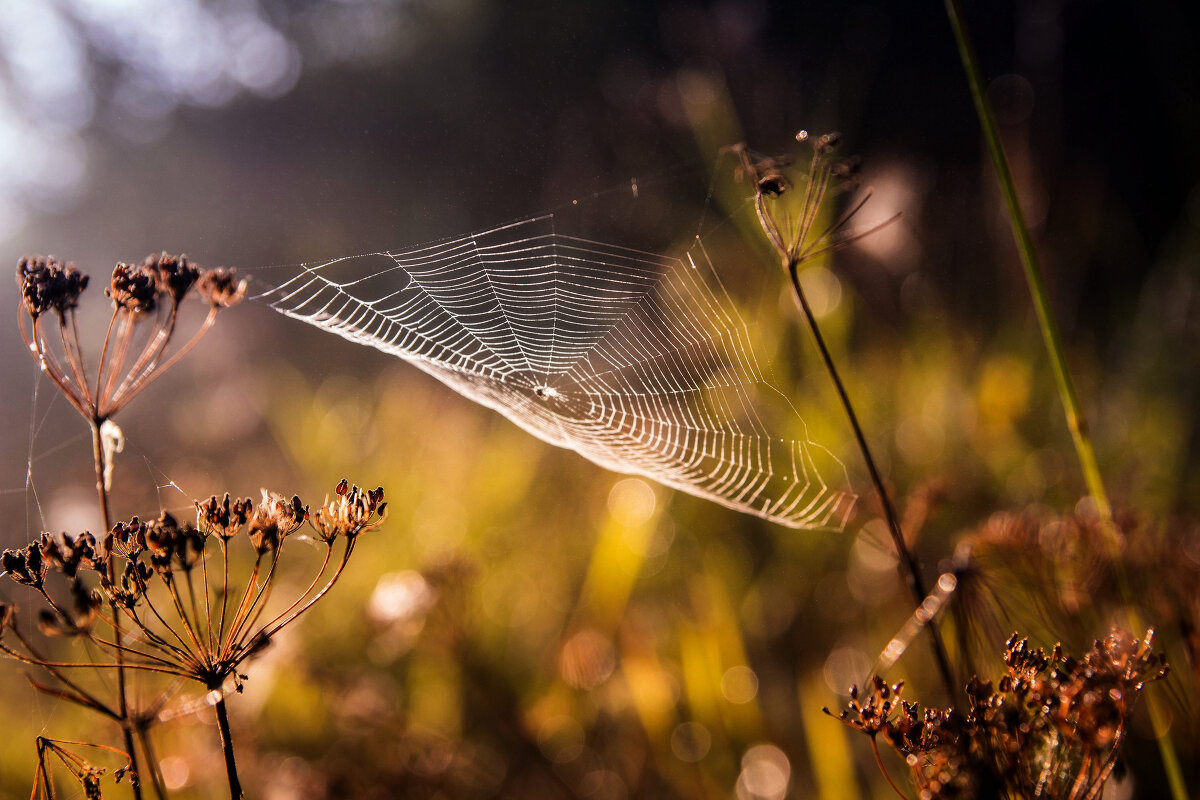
(941, 3), (1186, 798)
(137, 727), (169, 800)
(91, 417), (145, 800)
(871, 735), (913, 800)
(90, 419), (113, 533)
(214, 698), (243, 799)
(787, 258), (958, 701)
(942, 0), (1110, 523)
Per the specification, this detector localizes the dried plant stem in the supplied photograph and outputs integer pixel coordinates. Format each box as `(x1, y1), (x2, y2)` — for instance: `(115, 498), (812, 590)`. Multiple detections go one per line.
(256, 539), (355, 643)
(871, 736), (913, 800)
(786, 257), (957, 701)
(110, 307), (217, 412)
(90, 417), (147, 800)
(941, 3), (1186, 798)
(5, 628), (118, 718)
(137, 728), (170, 800)
(214, 698), (243, 799)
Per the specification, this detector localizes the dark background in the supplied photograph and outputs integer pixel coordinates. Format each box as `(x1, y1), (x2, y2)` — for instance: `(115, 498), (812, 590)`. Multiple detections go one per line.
(0, 1), (1197, 797)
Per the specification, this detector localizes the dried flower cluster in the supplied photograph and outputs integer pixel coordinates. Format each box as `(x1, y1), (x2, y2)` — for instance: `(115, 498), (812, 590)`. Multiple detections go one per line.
(940, 508), (1200, 688)
(729, 130), (881, 269)
(1, 482), (386, 690)
(829, 630), (1169, 800)
(7, 251), (391, 799)
(1, 481), (385, 797)
(16, 252), (245, 425)
(31, 738), (134, 800)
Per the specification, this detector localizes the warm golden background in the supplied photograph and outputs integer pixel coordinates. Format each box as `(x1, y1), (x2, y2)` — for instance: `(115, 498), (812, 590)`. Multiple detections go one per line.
(0, 1), (1197, 797)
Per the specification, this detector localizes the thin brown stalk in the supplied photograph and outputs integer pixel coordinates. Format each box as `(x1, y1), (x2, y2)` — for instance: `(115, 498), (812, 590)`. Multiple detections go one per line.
(257, 545), (335, 633)
(134, 592), (204, 671)
(35, 742), (54, 800)
(1082, 728), (1126, 800)
(7, 620), (118, 719)
(110, 306), (177, 402)
(871, 736), (913, 800)
(221, 558), (265, 659)
(214, 698), (243, 799)
(786, 255), (957, 699)
(93, 309), (120, 409)
(223, 547), (284, 655)
(25, 318), (87, 417)
(100, 311), (135, 413)
(137, 727), (169, 800)
(733, 138), (958, 700)
(25, 675), (117, 718)
(1068, 751), (1093, 800)
(110, 307), (217, 410)
(56, 317), (91, 407)
(255, 539), (355, 646)
(200, 551), (215, 653)
(82, 634), (185, 669)
(162, 578), (207, 662)
(116, 605), (202, 666)
(13, 657), (189, 677)
(183, 569), (206, 659)
(216, 541), (232, 650)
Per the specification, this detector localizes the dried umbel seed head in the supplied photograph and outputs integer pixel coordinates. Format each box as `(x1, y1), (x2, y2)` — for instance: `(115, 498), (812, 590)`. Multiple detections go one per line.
(197, 493), (254, 541)
(38, 531), (99, 578)
(196, 267), (247, 308)
(3, 544), (46, 588)
(107, 262), (159, 313)
(248, 490), (308, 555)
(756, 171), (790, 197)
(1091, 627), (1169, 688)
(36, 578), (102, 637)
(145, 251), (201, 305)
(826, 675), (905, 737)
(813, 130), (842, 153)
(1003, 634), (1051, 677)
(310, 480), (388, 544)
(104, 517), (148, 559)
(143, 511), (206, 575)
(17, 256), (89, 319)
(845, 629), (1170, 800)
(100, 560), (154, 608)
(143, 511), (181, 558)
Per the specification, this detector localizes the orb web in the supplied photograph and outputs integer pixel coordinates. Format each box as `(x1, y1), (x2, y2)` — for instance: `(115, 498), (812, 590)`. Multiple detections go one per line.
(257, 215), (856, 529)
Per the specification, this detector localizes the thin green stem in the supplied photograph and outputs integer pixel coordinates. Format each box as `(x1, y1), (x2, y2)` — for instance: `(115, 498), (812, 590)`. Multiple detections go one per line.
(941, 0), (1110, 524)
(942, 3), (1186, 798)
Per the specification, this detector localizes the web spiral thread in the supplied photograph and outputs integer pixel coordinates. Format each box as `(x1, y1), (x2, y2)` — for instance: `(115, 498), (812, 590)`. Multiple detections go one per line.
(259, 216), (856, 530)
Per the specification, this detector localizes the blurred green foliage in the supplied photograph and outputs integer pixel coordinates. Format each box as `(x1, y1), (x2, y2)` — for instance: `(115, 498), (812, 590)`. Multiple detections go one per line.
(1, 2), (1198, 798)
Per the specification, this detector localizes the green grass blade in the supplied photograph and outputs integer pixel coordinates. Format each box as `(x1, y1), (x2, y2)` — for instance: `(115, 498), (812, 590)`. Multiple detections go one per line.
(941, 3), (1188, 798)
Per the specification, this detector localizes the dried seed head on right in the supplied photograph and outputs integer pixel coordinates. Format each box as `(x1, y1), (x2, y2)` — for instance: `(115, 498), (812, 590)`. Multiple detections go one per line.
(309, 480), (387, 544)
(196, 267), (247, 308)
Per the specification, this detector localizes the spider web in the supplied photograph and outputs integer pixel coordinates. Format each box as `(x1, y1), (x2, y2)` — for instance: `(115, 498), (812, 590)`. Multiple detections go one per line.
(257, 215), (856, 530)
